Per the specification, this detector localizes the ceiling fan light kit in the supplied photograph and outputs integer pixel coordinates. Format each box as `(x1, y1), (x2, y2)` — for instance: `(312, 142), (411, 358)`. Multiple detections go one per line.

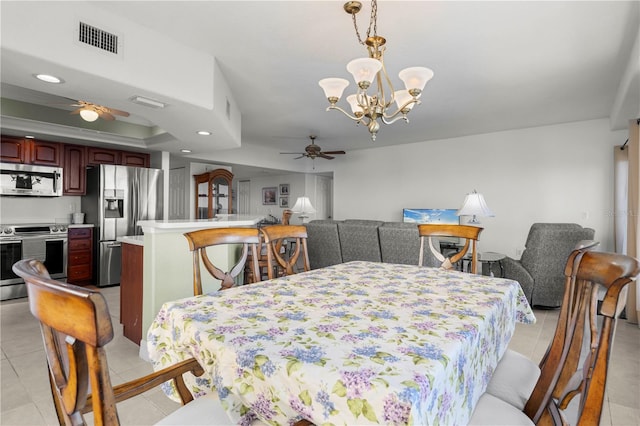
(71, 100), (130, 122)
(79, 108), (99, 122)
(318, 0), (434, 141)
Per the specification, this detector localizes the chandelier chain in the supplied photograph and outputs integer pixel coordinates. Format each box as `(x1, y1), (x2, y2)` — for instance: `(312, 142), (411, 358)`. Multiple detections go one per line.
(351, 0), (378, 46)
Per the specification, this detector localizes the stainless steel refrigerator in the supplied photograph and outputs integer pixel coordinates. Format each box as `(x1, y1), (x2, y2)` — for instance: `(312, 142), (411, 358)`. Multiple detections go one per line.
(82, 164), (163, 287)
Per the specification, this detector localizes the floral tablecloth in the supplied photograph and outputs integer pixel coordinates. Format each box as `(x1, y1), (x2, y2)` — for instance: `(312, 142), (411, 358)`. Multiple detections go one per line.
(148, 261), (535, 425)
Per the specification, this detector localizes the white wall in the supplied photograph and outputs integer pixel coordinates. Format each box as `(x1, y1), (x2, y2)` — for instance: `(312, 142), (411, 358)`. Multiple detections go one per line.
(331, 118), (625, 257)
(243, 173), (307, 224)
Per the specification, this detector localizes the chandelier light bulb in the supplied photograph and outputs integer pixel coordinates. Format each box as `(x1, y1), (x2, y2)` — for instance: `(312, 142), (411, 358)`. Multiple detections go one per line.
(399, 67), (434, 94)
(394, 90), (416, 112)
(346, 94), (364, 117)
(346, 58), (382, 89)
(319, 78), (350, 103)
(79, 108), (99, 122)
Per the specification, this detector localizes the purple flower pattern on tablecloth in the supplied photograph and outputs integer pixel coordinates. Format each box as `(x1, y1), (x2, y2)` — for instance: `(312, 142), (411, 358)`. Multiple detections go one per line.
(147, 261), (536, 425)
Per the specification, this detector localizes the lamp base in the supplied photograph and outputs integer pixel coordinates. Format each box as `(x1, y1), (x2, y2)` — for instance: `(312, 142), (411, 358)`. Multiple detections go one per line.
(466, 215), (481, 224)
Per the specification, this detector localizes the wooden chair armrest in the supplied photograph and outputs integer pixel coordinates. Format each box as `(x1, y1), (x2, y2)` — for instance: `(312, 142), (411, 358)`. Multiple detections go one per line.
(83, 358), (204, 413)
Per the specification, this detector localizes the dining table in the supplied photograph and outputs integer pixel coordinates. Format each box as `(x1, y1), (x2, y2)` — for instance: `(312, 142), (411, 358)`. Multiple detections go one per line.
(147, 260), (536, 425)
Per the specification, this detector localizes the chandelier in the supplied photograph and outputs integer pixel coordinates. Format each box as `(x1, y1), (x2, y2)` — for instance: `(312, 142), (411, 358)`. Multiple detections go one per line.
(318, 0), (434, 141)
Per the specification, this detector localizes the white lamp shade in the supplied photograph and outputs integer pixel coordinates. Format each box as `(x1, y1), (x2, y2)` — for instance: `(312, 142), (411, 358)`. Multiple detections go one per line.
(346, 58), (382, 87)
(456, 191), (494, 218)
(399, 67), (434, 92)
(79, 108), (99, 122)
(346, 94), (363, 114)
(291, 196), (316, 215)
(394, 90), (416, 111)
(319, 78), (350, 100)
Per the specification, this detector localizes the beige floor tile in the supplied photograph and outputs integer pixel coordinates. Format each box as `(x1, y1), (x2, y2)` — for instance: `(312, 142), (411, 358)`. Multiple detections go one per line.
(0, 402), (47, 425)
(608, 402), (640, 426)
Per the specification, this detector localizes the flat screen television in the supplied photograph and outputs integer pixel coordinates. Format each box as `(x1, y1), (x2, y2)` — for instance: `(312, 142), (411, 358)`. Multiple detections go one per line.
(402, 208), (460, 225)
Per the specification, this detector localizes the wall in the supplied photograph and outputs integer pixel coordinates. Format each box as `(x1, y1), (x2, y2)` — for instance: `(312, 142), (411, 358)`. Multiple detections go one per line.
(245, 173), (308, 224)
(330, 118), (625, 257)
(0, 195), (81, 224)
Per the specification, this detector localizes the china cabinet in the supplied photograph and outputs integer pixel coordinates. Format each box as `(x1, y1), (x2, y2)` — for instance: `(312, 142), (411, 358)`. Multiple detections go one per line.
(194, 169), (233, 219)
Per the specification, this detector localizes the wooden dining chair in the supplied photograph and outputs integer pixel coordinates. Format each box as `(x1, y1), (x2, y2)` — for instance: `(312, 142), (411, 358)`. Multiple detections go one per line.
(484, 240), (601, 411)
(184, 227), (261, 294)
(417, 224), (483, 273)
(260, 225), (310, 279)
(12, 258), (230, 426)
(470, 249), (640, 425)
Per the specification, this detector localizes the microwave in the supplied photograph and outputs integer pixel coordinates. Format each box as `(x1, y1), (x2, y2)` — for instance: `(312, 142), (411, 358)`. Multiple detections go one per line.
(0, 163), (63, 196)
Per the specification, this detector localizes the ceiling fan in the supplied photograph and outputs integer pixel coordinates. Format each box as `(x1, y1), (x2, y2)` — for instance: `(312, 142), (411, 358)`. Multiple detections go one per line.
(69, 100), (130, 122)
(280, 135), (346, 160)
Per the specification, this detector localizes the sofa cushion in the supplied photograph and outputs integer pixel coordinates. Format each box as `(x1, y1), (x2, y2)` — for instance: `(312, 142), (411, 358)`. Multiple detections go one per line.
(378, 222), (440, 267)
(338, 220), (384, 262)
(306, 220), (343, 269)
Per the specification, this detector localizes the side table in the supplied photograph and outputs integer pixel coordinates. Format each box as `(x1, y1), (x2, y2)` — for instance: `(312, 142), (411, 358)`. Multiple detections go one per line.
(479, 252), (506, 277)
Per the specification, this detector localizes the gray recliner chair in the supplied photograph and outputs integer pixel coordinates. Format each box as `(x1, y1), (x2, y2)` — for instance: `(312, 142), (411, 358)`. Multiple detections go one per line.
(502, 223), (595, 307)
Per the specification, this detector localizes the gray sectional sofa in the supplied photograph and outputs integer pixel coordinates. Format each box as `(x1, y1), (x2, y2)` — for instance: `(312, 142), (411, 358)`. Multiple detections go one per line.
(306, 219), (440, 270)
(305, 220), (596, 309)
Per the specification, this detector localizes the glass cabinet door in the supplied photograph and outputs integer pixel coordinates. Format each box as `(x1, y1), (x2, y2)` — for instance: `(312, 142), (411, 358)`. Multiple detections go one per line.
(193, 169), (233, 219)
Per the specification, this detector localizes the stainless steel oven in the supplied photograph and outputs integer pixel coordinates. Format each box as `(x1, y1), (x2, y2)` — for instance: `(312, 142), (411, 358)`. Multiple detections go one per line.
(0, 224), (68, 300)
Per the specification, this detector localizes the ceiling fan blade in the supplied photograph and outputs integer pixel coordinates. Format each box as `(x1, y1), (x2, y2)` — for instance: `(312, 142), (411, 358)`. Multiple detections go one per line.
(318, 153), (335, 160)
(280, 152), (306, 155)
(294, 155), (306, 160)
(322, 150), (346, 155)
(106, 108), (130, 117)
(70, 108), (83, 115)
(98, 111), (116, 121)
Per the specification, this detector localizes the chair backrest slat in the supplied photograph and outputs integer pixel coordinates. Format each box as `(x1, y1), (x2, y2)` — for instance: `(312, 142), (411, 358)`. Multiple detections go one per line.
(260, 225), (310, 279)
(523, 250), (640, 425)
(417, 224), (483, 273)
(184, 227), (261, 294)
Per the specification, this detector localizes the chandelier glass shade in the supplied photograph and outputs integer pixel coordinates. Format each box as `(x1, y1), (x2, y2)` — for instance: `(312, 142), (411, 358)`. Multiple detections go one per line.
(318, 0), (434, 141)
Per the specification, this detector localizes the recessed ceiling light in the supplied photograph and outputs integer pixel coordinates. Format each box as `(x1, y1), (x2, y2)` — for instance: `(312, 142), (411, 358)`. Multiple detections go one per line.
(197, 131), (211, 136)
(34, 74), (64, 84)
(24, 135), (35, 139)
(180, 149), (192, 153)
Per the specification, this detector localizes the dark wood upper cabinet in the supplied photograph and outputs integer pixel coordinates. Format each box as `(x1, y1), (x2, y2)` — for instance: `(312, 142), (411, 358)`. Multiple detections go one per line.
(87, 147), (121, 166)
(0, 136), (28, 163)
(121, 151), (150, 168)
(30, 140), (61, 166)
(63, 144), (87, 195)
(0, 137), (61, 166)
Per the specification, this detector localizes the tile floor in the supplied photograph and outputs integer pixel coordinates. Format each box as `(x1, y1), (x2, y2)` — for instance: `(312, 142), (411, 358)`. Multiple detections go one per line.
(1, 286), (638, 425)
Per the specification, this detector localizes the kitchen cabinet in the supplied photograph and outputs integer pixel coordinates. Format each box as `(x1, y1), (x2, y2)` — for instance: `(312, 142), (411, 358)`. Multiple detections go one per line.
(87, 146), (150, 168)
(194, 168), (233, 219)
(63, 144), (87, 195)
(67, 227), (94, 285)
(87, 147), (121, 166)
(120, 241), (143, 344)
(121, 151), (150, 167)
(1, 136), (61, 166)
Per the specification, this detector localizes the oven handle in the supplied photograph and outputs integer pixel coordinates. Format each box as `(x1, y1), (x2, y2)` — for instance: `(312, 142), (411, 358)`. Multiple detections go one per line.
(106, 242), (121, 248)
(0, 239), (21, 245)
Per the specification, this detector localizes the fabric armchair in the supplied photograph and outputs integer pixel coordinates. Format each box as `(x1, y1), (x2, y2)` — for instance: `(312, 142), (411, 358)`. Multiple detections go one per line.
(503, 223), (595, 307)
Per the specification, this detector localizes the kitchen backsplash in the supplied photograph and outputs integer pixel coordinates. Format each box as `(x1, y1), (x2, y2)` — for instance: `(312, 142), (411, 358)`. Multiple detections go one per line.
(0, 195), (81, 224)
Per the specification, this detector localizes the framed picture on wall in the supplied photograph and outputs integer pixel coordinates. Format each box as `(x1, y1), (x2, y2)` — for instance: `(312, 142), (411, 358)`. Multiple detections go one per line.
(279, 184), (289, 195)
(262, 187), (277, 205)
(279, 197), (288, 208)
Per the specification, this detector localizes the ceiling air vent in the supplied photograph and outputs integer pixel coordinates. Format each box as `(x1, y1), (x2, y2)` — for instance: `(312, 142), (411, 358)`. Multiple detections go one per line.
(78, 22), (118, 54)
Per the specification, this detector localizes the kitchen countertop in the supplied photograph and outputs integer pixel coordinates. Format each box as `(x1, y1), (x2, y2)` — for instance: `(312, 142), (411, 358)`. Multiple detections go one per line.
(68, 224), (94, 228)
(138, 215), (264, 234)
(117, 235), (144, 246)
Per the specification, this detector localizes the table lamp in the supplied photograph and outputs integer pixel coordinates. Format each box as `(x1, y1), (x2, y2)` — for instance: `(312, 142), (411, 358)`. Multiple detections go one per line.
(291, 196), (316, 222)
(456, 190), (494, 224)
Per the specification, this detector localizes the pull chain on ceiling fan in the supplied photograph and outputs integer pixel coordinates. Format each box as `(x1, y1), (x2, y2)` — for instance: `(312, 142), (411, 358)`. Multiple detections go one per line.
(280, 135), (346, 160)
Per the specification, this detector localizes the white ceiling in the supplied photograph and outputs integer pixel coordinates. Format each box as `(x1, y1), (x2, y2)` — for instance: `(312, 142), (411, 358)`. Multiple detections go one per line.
(1, 1), (638, 160)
